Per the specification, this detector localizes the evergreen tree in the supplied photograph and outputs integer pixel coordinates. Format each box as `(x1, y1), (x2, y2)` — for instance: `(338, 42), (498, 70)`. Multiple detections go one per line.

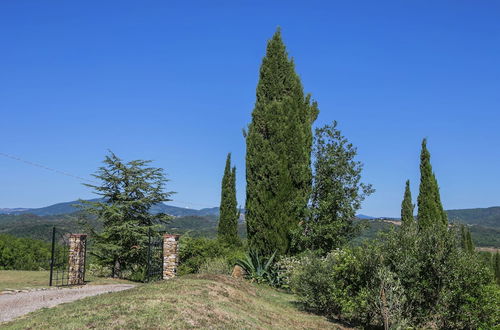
(295, 122), (374, 255)
(401, 180), (415, 226)
(80, 151), (172, 278)
(245, 29), (318, 255)
(218, 153), (239, 245)
(494, 251), (500, 285)
(460, 225), (474, 253)
(417, 139), (447, 229)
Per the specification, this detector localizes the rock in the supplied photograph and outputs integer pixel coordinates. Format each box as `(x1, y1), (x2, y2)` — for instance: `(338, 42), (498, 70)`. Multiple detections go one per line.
(231, 265), (246, 279)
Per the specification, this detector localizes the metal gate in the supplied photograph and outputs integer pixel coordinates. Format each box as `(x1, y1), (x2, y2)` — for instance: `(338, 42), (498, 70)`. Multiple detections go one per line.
(146, 229), (163, 282)
(49, 226), (87, 286)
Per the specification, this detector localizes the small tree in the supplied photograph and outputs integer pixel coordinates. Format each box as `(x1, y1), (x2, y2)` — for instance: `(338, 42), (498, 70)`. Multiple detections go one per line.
(494, 251), (500, 285)
(295, 121), (374, 254)
(80, 151), (173, 278)
(401, 180), (414, 226)
(218, 153), (239, 245)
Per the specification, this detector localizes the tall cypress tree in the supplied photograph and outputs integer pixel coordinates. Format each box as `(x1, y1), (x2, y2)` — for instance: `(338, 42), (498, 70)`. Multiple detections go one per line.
(218, 153), (238, 244)
(417, 139), (447, 229)
(401, 180), (414, 226)
(245, 29), (318, 255)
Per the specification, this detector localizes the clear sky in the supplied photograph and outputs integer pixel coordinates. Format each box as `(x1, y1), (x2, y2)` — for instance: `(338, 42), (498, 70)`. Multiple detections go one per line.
(1, 1), (499, 217)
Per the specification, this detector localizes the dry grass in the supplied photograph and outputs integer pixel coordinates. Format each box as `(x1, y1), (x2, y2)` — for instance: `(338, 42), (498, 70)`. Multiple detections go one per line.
(2, 274), (349, 329)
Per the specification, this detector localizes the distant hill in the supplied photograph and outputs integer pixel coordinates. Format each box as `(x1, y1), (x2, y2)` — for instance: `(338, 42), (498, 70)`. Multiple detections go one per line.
(446, 207), (500, 228)
(0, 199), (221, 217)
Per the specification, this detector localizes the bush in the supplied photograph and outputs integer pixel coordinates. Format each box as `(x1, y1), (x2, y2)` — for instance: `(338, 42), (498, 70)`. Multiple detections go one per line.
(289, 223), (498, 329)
(235, 249), (276, 284)
(197, 257), (232, 275)
(178, 236), (245, 275)
(0, 234), (52, 270)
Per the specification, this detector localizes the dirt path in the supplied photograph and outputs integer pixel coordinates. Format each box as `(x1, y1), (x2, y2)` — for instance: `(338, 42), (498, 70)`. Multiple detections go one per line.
(0, 284), (135, 323)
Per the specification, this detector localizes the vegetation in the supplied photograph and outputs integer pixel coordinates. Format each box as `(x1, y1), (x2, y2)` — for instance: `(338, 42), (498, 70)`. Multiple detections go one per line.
(177, 236), (245, 275)
(245, 29), (318, 256)
(293, 122), (373, 254)
(0, 234), (52, 270)
(2, 275), (341, 329)
(287, 224), (499, 329)
(417, 138), (447, 228)
(401, 180), (414, 226)
(447, 206), (500, 227)
(235, 250), (277, 284)
(79, 151), (173, 278)
(217, 153), (239, 245)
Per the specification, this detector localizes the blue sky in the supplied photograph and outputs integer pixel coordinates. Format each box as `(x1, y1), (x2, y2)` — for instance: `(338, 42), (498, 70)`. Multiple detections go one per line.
(1, 1), (499, 217)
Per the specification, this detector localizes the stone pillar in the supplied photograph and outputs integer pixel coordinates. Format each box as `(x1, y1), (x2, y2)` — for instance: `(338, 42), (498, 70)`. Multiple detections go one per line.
(163, 234), (180, 279)
(68, 234), (87, 285)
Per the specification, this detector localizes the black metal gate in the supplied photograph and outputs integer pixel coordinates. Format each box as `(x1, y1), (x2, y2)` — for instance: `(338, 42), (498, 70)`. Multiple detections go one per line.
(49, 226), (87, 286)
(146, 229), (163, 282)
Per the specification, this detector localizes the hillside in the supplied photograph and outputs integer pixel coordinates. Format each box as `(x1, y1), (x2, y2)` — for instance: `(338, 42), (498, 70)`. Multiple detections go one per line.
(1, 275), (345, 329)
(0, 200), (221, 217)
(0, 213), (246, 242)
(446, 207), (500, 228)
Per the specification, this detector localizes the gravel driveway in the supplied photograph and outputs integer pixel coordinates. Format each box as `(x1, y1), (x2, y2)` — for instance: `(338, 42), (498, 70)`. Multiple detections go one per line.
(0, 284), (135, 323)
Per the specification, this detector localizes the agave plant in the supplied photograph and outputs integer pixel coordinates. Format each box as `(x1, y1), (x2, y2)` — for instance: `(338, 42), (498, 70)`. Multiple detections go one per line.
(235, 249), (277, 283)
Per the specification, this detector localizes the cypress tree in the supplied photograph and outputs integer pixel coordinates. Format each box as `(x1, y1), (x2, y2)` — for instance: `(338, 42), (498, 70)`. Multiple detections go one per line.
(494, 252), (500, 285)
(218, 153), (239, 244)
(466, 229), (474, 253)
(417, 139), (447, 229)
(245, 29), (318, 255)
(401, 179), (414, 226)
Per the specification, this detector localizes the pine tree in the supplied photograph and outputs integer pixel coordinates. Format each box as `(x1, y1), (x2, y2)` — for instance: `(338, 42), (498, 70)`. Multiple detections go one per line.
(80, 151), (172, 278)
(218, 153), (239, 244)
(401, 180), (414, 226)
(245, 29), (318, 255)
(417, 139), (447, 229)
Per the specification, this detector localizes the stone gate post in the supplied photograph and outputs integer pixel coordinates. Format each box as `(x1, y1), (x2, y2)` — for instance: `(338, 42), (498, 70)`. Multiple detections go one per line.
(163, 234), (180, 279)
(68, 234), (87, 285)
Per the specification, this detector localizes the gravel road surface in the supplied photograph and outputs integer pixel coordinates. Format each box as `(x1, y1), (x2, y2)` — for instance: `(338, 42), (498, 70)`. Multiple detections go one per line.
(0, 284), (135, 323)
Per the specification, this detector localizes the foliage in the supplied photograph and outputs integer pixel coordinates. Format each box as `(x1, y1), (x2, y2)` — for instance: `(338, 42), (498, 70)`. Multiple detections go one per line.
(217, 153), (239, 245)
(0, 234), (52, 270)
(447, 206), (500, 228)
(79, 151), (173, 278)
(288, 224), (498, 328)
(197, 257), (233, 275)
(495, 251), (500, 285)
(235, 249), (277, 284)
(177, 236), (245, 275)
(245, 28), (318, 256)
(417, 138), (447, 228)
(401, 179), (414, 226)
(460, 224), (475, 253)
(293, 122), (373, 255)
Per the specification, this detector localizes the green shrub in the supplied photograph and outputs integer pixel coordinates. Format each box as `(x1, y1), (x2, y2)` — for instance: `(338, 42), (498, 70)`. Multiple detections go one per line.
(289, 223), (498, 328)
(197, 257), (232, 275)
(178, 236), (245, 275)
(0, 234), (52, 270)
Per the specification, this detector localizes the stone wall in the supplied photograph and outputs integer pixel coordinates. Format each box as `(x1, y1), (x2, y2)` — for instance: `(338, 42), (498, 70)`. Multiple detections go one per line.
(68, 234), (87, 285)
(163, 234), (180, 279)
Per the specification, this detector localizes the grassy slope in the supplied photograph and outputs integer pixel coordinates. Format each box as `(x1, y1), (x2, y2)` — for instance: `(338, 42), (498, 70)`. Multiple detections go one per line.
(3, 274), (344, 330)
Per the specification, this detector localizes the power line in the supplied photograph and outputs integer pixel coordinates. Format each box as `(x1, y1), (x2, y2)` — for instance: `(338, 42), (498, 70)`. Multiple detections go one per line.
(0, 152), (98, 183)
(0, 152), (217, 209)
